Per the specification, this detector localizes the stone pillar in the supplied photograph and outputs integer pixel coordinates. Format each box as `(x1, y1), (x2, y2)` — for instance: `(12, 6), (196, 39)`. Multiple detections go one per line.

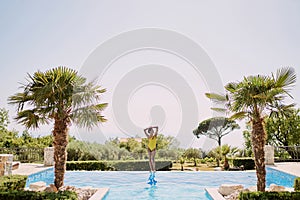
(44, 147), (54, 166)
(0, 154), (13, 176)
(265, 145), (274, 165)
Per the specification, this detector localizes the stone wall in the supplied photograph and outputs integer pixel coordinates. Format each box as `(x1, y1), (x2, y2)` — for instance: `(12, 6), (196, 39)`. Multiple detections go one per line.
(44, 147), (54, 166)
(0, 154), (13, 176)
(265, 145), (274, 165)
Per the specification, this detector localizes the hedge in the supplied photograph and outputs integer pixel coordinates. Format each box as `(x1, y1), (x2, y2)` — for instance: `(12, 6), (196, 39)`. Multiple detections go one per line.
(232, 158), (255, 170)
(295, 177), (300, 191)
(239, 191), (300, 200)
(107, 160), (172, 171)
(0, 175), (27, 191)
(67, 161), (108, 171)
(66, 160), (172, 171)
(0, 190), (77, 200)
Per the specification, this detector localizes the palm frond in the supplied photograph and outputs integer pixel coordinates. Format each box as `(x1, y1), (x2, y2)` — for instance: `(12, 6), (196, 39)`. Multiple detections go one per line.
(72, 103), (108, 129)
(96, 88), (107, 94)
(269, 103), (296, 118)
(225, 82), (238, 93)
(205, 93), (227, 103)
(15, 109), (49, 129)
(275, 67), (296, 90)
(229, 112), (248, 120)
(211, 108), (227, 113)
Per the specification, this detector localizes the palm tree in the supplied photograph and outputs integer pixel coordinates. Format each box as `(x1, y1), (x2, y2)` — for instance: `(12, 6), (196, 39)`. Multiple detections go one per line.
(8, 67), (107, 189)
(206, 67), (296, 191)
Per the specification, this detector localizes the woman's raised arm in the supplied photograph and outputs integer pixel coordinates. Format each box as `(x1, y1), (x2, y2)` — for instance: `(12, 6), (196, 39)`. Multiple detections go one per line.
(153, 126), (158, 136)
(144, 128), (149, 138)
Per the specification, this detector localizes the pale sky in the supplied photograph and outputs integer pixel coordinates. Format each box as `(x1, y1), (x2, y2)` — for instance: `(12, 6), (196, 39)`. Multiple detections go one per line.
(0, 1), (299, 149)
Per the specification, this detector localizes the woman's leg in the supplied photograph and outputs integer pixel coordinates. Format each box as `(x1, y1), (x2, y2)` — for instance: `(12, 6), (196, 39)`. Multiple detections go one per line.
(148, 149), (154, 171)
(151, 150), (156, 172)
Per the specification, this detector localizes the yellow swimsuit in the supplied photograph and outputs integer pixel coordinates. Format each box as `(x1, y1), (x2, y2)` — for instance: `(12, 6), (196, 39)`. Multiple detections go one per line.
(148, 136), (157, 151)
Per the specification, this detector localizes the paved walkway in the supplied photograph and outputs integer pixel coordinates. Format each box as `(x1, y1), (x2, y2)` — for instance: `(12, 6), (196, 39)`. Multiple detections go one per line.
(270, 162), (300, 177)
(12, 163), (52, 175)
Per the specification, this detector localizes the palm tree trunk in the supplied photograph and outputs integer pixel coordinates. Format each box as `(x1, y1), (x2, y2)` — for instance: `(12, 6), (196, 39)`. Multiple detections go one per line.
(251, 118), (266, 192)
(53, 117), (69, 189)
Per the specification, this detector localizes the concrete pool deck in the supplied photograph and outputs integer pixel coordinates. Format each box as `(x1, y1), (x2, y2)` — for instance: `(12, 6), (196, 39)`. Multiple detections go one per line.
(268, 162), (300, 177)
(12, 163), (52, 175)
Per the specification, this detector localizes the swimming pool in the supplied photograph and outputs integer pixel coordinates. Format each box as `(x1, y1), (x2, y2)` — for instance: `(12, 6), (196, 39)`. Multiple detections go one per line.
(26, 168), (296, 200)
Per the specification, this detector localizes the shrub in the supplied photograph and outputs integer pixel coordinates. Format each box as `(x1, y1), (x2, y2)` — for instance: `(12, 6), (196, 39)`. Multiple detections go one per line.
(66, 160), (172, 171)
(108, 160), (172, 171)
(232, 158), (255, 170)
(239, 191), (300, 200)
(0, 190), (77, 200)
(67, 141), (98, 161)
(66, 161), (108, 171)
(0, 175), (27, 191)
(205, 157), (215, 163)
(67, 140), (122, 161)
(294, 177), (300, 191)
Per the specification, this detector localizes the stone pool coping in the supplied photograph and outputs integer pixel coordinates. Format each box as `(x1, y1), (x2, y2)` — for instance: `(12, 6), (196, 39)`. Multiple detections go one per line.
(12, 163), (52, 175)
(268, 162), (300, 177)
(205, 188), (225, 200)
(89, 188), (109, 200)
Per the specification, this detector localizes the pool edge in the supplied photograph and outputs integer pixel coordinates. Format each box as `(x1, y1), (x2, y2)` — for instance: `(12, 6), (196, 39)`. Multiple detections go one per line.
(89, 188), (110, 200)
(205, 188), (225, 200)
(267, 164), (300, 177)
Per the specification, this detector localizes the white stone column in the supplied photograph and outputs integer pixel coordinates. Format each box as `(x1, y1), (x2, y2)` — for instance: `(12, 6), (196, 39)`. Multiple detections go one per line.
(264, 145), (274, 165)
(0, 154), (13, 176)
(44, 147), (54, 166)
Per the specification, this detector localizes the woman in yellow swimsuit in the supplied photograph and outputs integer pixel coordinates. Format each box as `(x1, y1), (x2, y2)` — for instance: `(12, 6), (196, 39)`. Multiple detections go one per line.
(144, 126), (158, 173)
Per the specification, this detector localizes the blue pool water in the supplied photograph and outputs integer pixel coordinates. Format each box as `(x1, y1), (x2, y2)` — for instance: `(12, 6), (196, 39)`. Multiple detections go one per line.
(26, 168), (296, 200)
